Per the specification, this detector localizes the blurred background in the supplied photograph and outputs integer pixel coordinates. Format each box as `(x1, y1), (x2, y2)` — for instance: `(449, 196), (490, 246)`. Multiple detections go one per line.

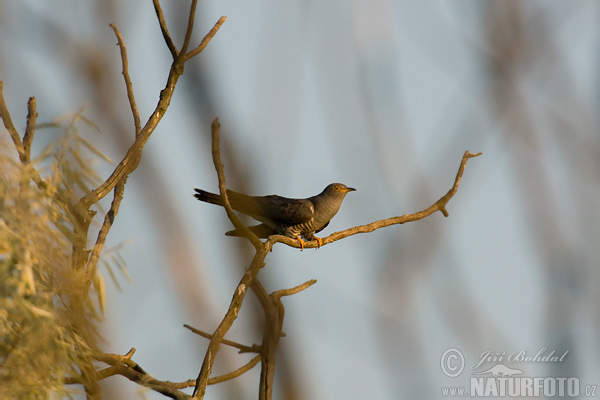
(1, 0), (599, 399)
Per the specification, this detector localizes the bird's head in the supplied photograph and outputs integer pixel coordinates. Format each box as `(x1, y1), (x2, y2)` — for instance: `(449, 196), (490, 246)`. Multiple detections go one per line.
(323, 183), (356, 198)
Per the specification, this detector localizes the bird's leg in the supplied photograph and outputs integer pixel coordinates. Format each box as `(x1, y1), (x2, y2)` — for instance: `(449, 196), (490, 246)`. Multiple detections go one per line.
(315, 237), (323, 248)
(295, 236), (306, 251)
(303, 233), (322, 249)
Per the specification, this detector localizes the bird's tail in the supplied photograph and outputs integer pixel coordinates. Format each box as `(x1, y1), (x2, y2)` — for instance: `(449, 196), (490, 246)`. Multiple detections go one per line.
(194, 189), (225, 206)
(194, 188), (263, 220)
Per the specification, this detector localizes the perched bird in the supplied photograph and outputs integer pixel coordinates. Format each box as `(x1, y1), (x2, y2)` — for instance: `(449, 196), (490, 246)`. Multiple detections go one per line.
(194, 183), (356, 250)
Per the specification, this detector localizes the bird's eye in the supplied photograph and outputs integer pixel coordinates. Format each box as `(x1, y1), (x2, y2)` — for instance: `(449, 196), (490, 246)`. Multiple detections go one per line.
(334, 185), (340, 191)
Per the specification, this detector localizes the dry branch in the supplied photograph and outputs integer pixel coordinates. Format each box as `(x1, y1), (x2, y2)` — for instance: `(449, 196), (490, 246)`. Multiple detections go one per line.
(79, 14), (226, 209)
(186, 16), (228, 61)
(210, 118), (263, 250)
(152, 0), (178, 59)
(0, 81), (24, 156)
(110, 24), (141, 136)
(269, 151), (482, 250)
(23, 97), (37, 161)
(184, 324), (261, 354)
(86, 179), (127, 287)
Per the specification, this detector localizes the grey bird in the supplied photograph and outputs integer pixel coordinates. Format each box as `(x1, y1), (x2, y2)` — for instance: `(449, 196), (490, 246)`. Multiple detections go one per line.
(194, 183), (356, 249)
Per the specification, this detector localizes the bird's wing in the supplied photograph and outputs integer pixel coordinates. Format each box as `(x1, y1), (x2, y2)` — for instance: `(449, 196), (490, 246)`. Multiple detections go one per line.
(257, 195), (314, 225)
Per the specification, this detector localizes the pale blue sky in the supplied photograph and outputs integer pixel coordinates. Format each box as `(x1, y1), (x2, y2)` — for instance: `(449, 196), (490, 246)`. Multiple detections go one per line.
(1, 1), (599, 399)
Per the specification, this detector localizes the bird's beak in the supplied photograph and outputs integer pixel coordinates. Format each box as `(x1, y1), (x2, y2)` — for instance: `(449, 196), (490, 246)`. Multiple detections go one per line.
(345, 187), (356, 192)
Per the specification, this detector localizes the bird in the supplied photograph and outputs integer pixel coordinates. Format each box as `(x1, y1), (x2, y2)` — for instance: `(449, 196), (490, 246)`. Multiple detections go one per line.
(194, 183), (356, 250)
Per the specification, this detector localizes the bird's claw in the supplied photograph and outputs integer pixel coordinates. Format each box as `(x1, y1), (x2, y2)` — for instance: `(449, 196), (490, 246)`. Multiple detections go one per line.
(296, 236), (305, 251)
(296, 236), (322, 251)
(315, 237), (323, 249)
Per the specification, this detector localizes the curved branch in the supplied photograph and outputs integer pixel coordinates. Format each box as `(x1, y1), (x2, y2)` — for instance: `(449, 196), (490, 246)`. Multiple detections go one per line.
(210, 118), (263, 250)
(110, 24), (141, 136)
(85, 178), (127, 287)
(183, 324), (261, 354)
(207, 355), (261, 385)
(271, 279), (317, 300)
(0, 81), (25, 157)
(269, 151), (482, 250)
(152, 0), (178, 59)
(185, 16), (227, 61)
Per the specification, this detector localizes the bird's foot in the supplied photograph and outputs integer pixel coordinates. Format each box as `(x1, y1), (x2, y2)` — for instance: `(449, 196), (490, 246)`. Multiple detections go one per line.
(314, 236), (323, 249)
(296, 236), (306, 251)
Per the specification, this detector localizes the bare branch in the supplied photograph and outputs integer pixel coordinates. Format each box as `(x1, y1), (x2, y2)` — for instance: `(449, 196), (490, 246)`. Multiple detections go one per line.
(271, 279), (317, 300)
(179, 0), (198, 61)
(208, 355), (261, 385)
(23, 97), (37, 162)
(183, 324), (261, 354)
(86, 179), (127, 287)
(210, 118), (263, 250)
(80, 15), (225, 209)
(94, 354), (190, 400)
(110, 24), (141, 136)
(255, 279), (316, 399)
(192, 244), (272, 399)
(0, 84), (49, 192)
(0, 81), (25, 157)
(269, 151), (482, 249)
(185, 16), (227, 61)
(152, 0), (178, 59)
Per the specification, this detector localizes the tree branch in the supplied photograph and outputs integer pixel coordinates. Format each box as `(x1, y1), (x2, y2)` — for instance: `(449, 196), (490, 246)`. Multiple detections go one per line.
(210, 118), (263, 250)
(0, 81), (25, 157)
(192, 244), (271, 398)
(85, 178), (127, 287)
(178, 0), (198, 65)
(257, 279), (316, 400)
(152, 0), (178, 59)
(183, 324), (261, 354)
(80, 15), (225, 209)
(271, 279), (317, 300)
(110, 24), (141, 136)
(185, 17), (227, 61)
(23, 97), (37, 162)
(269, 151), (482, 249)
(207, 355), (261, 385)
(1, 83), (50, 193)
(94, 352), (190, 400)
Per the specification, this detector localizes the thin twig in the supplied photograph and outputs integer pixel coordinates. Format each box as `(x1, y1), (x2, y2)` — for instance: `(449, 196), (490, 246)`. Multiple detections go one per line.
(185, 16), (227, 61)
(86, 179), (127, 287)
(110, 24), (141, 136)
(184, 324), (261, 353)
(94, 352), (190, 400)
(269, 151), (482, 249)
(208, 355), (261, 385)
(210, 118), (263, 250)
(179, 0), (198, 62)
(23, 97), (37, 162)
(271, 279), (317, 300)
(152, 0), (178, 59)
(0, 81), (25, 157)
(0, 83), (49, 192)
